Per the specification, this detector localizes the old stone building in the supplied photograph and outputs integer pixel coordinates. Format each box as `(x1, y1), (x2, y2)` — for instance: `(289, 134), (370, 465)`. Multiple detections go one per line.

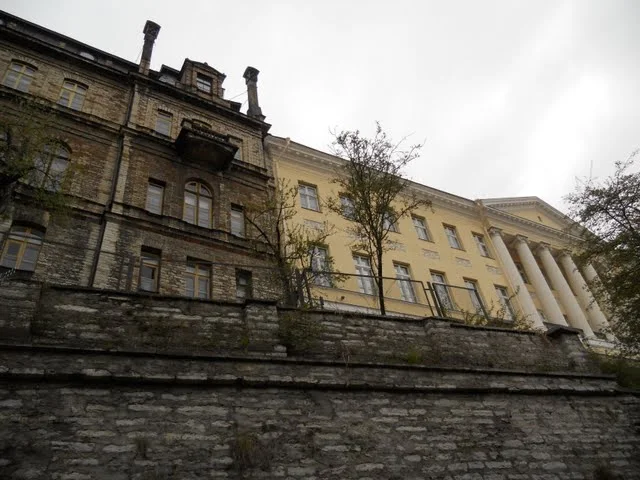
(0, 10), (278, 300)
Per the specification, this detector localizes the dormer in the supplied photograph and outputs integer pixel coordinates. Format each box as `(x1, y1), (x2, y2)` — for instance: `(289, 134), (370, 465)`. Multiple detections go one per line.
(178, 60), (226, 99)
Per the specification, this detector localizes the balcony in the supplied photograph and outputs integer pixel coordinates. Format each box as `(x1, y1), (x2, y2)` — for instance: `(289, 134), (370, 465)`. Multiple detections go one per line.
(175, 119), (238, 171)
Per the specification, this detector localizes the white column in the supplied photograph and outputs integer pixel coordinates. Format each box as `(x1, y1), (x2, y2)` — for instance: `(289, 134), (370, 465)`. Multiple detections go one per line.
(537, 244), (594, 337)
(559, 253), (611, 335)
(488, 228), (545, 329)
(514, 236), (567, 326)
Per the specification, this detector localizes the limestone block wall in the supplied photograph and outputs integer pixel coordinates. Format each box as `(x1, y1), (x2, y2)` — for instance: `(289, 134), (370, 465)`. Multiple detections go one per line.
(0, 280), (638, 479)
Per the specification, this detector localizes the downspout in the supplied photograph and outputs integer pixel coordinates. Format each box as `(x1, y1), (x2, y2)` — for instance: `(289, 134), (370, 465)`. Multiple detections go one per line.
(88, 77), (136, 286)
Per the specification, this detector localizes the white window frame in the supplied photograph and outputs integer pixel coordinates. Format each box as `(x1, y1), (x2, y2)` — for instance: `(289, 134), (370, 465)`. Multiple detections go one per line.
(412, 216), (431, 241)
(185, 261), (210, 299)
(230, 205), (245, 237)
(155, 110), (173, 136)
(196, 73), (212, 93)
(146, 181), (164, 215)
(431, 271), (454, 311)
(299, 184), (319, 211)
(472, 233), (490, 257)
(310, 246), (331, 287)
(353, 254), (375, 295)
(443, 225), (462, 249)
(383, 212), (398, 233)
(394, 264), (416, 303)
(495, 285), (515, 320)
(340, 196), (355, 220)
(464, 279), (484, 313)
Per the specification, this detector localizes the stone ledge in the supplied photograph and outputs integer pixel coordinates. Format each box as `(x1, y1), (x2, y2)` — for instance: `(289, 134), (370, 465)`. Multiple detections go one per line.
(0, 344), (623, 395)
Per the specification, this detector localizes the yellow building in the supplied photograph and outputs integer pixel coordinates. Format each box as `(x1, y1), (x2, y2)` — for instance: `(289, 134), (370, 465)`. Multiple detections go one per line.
(266, 135), (614, 349)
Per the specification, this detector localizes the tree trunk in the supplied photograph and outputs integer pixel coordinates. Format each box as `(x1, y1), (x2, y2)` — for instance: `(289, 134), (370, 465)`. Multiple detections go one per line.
(377, 252), (386, 316)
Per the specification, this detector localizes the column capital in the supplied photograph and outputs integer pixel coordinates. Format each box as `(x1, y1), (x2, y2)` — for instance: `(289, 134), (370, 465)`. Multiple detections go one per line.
(487, 226), (503, 237)
(514, 234), (529, 244)
(536, 242), (551, 255)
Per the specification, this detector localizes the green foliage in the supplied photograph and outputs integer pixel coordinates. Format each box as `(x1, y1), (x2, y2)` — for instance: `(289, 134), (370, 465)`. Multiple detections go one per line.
(0, 97), (74, 218)
(460, 288), (537, 332)
(594, 354), (640, 390)
(404, 346), (424, 364)
(277, 311), (323, 354)
(327, 122), (431, 316)
(566, 151), (640, 354)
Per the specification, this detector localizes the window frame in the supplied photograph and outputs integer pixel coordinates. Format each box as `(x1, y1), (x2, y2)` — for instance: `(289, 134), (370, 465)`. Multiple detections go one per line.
(3, 61), (37, 92)
(196, 73), (213, 93)
(298, 183), (320, 212)
(30, 143), (70, 192)
(412, 215), (431, 241)
(139, 249), (161, 293)
(155, 110), (173, 136)
(236, 269), (253, 299)
(145, 180), (165, 215)
(310, 245), (331, 287)
(463, 278), (484, 313)
(443, 224), (463, 250)
(339, 195), (355, 220)
(353, 254), (375, 295)
(383, 212), (398, 233)
(183, 181), (213, 228)
(57, 80), (88, 111)
(394, 263), (417, 303)
(430, 271), (454, 312)
(494, 285), (515, 320)
(0, 225), (44, 272)
(185, 259), (211, 299)
(472, 232), (491, 257)
(230, 205), (245, 237)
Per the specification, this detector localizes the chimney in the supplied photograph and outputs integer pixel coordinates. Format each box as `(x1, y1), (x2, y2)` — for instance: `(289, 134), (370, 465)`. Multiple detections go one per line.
(139, 20), (161, 75)
(243, 66), (265, 121)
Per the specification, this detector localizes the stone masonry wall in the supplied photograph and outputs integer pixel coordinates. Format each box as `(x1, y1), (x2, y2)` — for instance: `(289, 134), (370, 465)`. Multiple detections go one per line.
(0, 280), (638, 479)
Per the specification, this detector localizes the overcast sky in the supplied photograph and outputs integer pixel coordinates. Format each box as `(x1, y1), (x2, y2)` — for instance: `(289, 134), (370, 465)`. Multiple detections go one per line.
(3, 0), (638, 211)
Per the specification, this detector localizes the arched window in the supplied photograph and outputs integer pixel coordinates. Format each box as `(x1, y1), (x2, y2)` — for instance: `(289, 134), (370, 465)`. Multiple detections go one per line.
(3, 61), (37, 92)
(31, 143), (70, 192)
(183, 181), (212, 228)
(58, 80), (88, 111)
(0, 225), (44, 271)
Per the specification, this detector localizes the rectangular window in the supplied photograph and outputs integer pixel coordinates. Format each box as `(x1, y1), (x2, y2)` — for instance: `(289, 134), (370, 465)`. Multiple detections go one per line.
(443, 225), (462, 249)
(353, 254), (375, 295)
(431, 271), (454, 311)
(0, 226), (43, 271)
(464, 279), (484, 313)
(230, 205), (245, 237)
(139, 249), (160, 292)
(311, 246), (331, 287)
(298, 183), (319, 211)
(495, 285), (515, 320)
(58, 80), (87, 111)
(340, 196), (355, 220)
(412, 216), (431, 241)
(515, 262), (529, 284)
(394, 263), (416, 303)
(196, 73), (212, 93)
(236, 269), (252, 299)
(146, 181), (164, 215)
(383, 212), (398, 232)
(3, 61), (36, 92)
(185, 260), (210, 299)
(472, 233), (490, 257)
(155, 110), (173, 136)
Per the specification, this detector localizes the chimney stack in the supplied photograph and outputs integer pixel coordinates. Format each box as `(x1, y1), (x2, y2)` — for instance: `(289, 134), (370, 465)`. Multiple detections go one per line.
(243, 66), (265, 121)
(139, 20), (161, 75)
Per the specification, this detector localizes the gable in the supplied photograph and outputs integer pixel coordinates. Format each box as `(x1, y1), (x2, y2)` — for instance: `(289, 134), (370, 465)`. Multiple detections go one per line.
(480, 197), (574, 232)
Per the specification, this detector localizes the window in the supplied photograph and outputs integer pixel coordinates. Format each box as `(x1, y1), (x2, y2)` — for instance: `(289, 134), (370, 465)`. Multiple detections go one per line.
(383, 212), (398, 232)
(185, 261), (210, 299)
(353, 254), (375, 295)
(58, 80), (87, 110)
(233, 143), (243, 161)
(515, 262), (529, 284)
(146, 181), (164, 214)
(472, 233), (490, 257)
(299, 184), (319, 211)
(184, 181), (212, 228)
(495, 285), (515, 320)
(230, 205), (245, 237)
(155, 111), (173, 136)
(464, 279), (484, 313)
(443, 225), (462, 249)
(139, 249), (160, 292)
(310, 246), (331, 287)
(236, 269), (252, 299)
(340, 196), (355, 220)
(394, 264), (416, 303)
(3, 61), (36, 92)
(0, 225), (43, 271)
(196, 73), (212, 93)
(431, 271), (454, 311)
(412, 216), (431, 241)
(30, 144), (70, 191)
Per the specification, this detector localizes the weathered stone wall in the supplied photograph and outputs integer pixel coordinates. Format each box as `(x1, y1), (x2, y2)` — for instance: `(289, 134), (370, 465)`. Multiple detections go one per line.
(0, 281), (639, 479)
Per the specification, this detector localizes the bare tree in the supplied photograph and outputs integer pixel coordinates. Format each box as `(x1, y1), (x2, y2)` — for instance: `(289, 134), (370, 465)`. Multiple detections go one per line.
(244, 179), (338, 306)
(0, 97), (72, 217)
(327, 123), (431, 315)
